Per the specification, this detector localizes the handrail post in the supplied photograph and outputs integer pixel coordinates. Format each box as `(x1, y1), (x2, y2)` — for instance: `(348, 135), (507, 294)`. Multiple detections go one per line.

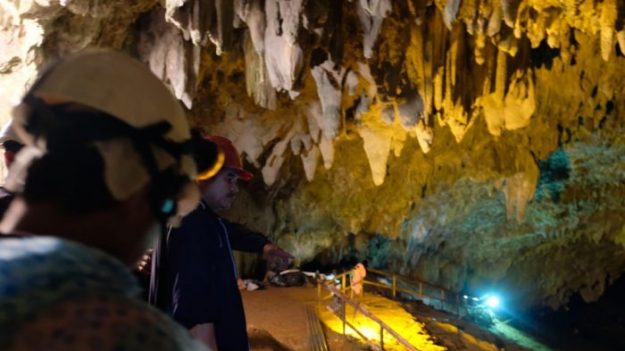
(380, 325), (384, 350)
(441, 289), (445, 310)
(317, 281), (321, 299)
(341, 274), (347, 293)
(342, 301), (346, 335)
(392, 275), (397, 298)
(317, 281), (321, 311)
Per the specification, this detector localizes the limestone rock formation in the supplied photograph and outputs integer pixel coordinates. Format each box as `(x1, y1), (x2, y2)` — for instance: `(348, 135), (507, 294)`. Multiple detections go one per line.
(3, 0), (625, 310)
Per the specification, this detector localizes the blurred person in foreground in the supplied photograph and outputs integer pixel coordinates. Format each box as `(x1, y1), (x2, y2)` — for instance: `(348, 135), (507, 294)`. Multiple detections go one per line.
(0, 49), (214, 351)
(0, 120), (24, 218)
(151, 135), (293, 350)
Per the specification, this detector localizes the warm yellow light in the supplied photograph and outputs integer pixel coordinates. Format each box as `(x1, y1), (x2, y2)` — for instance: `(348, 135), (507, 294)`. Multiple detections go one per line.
(318, 294), (447, 351)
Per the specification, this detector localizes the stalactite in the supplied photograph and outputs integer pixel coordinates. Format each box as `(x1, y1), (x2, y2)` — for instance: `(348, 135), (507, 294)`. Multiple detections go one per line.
(138, 8), (195, 108)
(244, 30), (276, 110)
(236, 0), (265, 53)
(380, 104), (394, 124)
(6, 0), (625, 312)
(415, 119), (433, 153)
(442, 0), (461, 29)
(356, 0), (391, 59)
(502, 151), (539, 221)
(406, 23), (428, 117)
(301, 145), (320, 181)
(211, 0), (234, 53)
(264, 0), (305, 96)
(501, 0), (520, 28)
(311, 58), (345, 140)
(359, 125), (392, 186)
(618, 30), (625, 54)
(397, 90), (424, 129)
(318, 135), (334, 170)
(2, 0), (625, 189)
(600, 0), (617, 61)
(486, 1), (502, 37)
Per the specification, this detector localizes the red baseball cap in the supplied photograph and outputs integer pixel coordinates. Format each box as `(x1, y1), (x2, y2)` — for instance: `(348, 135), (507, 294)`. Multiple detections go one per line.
(203, 135), (253, 181)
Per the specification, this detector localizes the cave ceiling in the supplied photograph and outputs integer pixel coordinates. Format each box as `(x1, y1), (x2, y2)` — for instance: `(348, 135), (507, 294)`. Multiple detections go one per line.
(3, 0), (625, 309)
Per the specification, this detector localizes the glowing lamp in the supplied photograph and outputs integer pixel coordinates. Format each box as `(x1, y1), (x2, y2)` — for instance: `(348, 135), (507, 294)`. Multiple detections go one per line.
(485, 295), (500, 309)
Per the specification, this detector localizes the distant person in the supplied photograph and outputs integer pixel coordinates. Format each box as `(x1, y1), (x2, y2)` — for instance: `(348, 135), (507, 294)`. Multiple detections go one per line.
(0, 120), (23, 218)
(0, 50), (212, 350)
(152, 135), (293, 350)
(350, 262), (367, 298)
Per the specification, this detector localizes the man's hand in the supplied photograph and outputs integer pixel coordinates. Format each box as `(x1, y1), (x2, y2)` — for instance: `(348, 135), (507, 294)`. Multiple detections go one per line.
(262, 244), (294, 272)
(134, 249), (152, 275)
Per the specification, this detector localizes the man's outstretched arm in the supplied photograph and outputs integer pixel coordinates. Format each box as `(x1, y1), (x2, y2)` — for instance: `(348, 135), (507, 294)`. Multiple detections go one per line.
(226, 221), (294, 270)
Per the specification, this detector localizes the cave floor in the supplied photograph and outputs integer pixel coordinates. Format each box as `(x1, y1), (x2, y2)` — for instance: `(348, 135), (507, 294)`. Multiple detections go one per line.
(242, 285), (548, 351)
(243, 286), (316, 350)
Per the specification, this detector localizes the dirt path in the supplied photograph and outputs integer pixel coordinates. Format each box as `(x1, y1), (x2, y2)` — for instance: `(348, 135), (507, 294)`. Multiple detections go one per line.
(242, 286), (318, 350)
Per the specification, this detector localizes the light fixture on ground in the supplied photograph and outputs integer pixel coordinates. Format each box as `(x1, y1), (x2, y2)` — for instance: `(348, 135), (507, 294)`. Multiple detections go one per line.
(484, 295), (501, 309)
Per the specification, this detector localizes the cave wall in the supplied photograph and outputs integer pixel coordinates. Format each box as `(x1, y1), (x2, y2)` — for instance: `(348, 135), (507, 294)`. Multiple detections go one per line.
(3, 0), (625, 309)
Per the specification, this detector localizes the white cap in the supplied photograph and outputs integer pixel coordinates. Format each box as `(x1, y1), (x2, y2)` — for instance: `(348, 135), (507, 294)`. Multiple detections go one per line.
(7, 49), (200, 218)
(0, 120), (19, 145)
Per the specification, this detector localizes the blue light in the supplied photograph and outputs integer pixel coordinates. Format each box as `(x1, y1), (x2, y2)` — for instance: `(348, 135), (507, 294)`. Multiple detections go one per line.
(485, 295), (500, 309)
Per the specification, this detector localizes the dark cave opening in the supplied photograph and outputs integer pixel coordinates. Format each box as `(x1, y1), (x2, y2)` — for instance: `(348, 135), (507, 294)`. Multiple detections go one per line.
(511, 275), (625, 351)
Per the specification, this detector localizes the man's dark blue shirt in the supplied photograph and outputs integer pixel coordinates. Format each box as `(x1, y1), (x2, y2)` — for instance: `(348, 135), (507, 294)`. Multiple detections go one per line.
(150, 202), (269, 350)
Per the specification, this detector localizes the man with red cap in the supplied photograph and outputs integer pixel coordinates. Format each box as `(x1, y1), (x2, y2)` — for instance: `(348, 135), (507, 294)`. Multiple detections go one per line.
(153, 134), (293, 350)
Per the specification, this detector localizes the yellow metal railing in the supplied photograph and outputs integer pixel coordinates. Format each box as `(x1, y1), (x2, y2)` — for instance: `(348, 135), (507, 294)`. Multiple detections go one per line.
(316, 268), (464, 350)
(318, 277), (420, 351)
(364, 268), (463, 316)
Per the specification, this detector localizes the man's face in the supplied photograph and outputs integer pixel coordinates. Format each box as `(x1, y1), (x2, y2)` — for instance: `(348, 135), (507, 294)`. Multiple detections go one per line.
(200, 167), (240, 211)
